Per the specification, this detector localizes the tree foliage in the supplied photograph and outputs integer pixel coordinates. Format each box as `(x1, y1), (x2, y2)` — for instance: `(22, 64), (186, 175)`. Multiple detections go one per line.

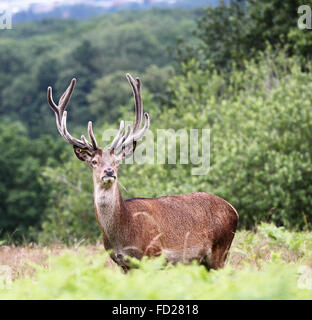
(0, 120), (66, 240)
(175, 0), (312, 73)
(0, 9), (198, 137)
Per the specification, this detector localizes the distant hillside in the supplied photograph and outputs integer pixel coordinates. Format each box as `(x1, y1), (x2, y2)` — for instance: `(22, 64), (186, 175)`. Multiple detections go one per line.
(0, 8), (201, 136)
(12, 0), (218, 23)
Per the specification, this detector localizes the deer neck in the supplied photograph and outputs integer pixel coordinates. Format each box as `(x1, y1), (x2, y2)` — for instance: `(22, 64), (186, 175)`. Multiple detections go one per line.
(93, 180), (127, 243)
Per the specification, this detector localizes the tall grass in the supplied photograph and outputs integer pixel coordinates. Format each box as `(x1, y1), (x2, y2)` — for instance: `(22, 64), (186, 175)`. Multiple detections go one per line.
(0, 224), (311, 299)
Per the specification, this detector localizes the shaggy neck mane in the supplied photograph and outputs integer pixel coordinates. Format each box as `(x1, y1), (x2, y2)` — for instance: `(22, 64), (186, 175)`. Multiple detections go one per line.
(93, 181), (127, 242)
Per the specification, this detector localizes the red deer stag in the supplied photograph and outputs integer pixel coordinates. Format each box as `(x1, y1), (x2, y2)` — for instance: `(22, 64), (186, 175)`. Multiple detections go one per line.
(47, 74), (238, 271)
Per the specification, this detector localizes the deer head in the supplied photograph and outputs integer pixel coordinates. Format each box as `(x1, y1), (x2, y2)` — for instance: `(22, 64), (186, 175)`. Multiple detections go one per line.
(47, 74), (149, 190)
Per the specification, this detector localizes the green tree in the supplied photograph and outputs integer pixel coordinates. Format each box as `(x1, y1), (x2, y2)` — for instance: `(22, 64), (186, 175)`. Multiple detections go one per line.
(246, 0), (310, 57)
(174, 0), (250, 73)
(0, 9), (197, 136)
(88, 70), (137, 123)
(0, 119), (66, 240)
(174, 0), (312, 74)
(88, 66), (172, 123)
(165, 50), (312, 229)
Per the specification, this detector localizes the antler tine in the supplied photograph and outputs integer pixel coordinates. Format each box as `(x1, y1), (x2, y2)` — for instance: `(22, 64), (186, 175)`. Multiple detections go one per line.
(81, 135), (93, 150)
(110, 120), (125, 150)
(115, 124), (131, 150)
(121, 112), (149, 150)
(59, 78), (76, 112)
(88, 121), (98, 150)
(48, 78), (76, 129)
(47, 78), (98, 153)
(48, 86), (62, 132)
(47, 87), (58, 113)
(126, 73), (143, 132)
(61, 111), (86, 149)
(122, 115), (148, 158)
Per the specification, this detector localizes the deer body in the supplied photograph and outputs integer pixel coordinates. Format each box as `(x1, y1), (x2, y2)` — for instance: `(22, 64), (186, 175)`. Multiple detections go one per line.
(95, 187), (238, 270)
(47, 74), (238, 271)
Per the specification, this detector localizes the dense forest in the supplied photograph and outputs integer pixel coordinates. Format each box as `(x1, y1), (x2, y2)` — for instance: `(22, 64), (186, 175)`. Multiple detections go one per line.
(13, 0), (219, 22)
(1, 0), (312, 243)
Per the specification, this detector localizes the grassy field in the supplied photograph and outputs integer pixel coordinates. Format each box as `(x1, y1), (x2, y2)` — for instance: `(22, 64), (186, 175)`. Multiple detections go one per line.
(0, 223), (311, 299)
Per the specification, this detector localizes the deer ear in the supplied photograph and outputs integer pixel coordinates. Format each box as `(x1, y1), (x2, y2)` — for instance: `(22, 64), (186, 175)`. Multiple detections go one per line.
(73, 146), (92, 162)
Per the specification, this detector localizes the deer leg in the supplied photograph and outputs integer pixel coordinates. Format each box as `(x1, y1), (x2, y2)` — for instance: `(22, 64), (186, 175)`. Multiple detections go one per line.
(210, 236), (234, 269)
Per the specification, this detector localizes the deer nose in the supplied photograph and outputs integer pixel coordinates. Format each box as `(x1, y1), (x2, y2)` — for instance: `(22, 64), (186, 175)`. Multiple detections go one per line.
(104, 168), (114, 177)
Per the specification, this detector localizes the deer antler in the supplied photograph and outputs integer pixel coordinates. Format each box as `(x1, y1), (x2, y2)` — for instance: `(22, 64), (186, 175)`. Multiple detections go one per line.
(48, 74), (149, 158)
(47, 78), (98, 154)
(110, 73), (150, 158)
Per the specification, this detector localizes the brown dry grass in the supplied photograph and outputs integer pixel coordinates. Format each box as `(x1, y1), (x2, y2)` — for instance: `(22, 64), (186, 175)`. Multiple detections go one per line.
(1, 227), (311, 282)
(0, 243), (117, 281)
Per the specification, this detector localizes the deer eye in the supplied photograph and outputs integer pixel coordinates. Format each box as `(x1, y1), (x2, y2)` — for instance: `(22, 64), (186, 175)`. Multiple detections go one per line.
(92, 160), (97, 165)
